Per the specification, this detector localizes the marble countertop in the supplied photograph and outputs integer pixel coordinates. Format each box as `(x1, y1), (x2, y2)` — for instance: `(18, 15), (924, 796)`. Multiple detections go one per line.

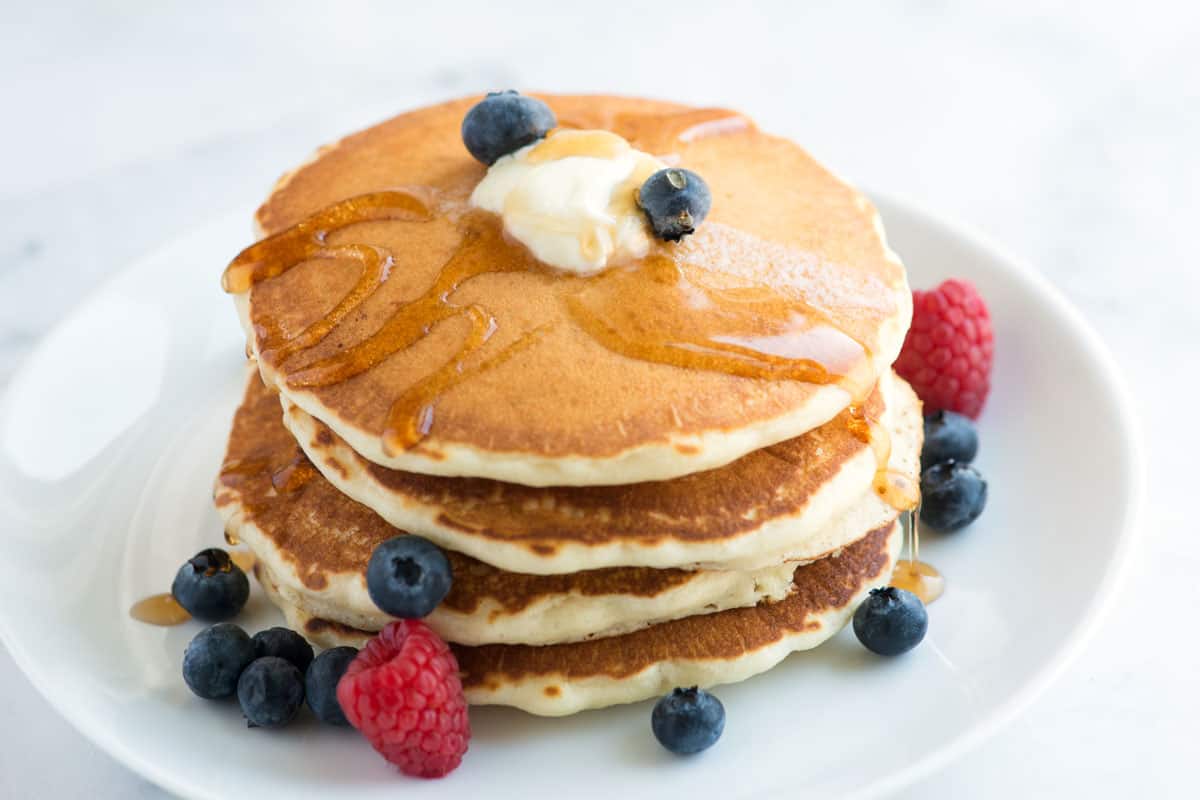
(2, 2), (1197, 797)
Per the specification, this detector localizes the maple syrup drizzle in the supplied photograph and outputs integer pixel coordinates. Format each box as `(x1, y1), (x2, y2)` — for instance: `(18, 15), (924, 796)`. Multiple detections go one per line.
(565, 254), (861, 386)
(891, 509), (944, 604)
(385, 320), (555, 450)
(223, 190), (433, 363)
(222, 138), (879, 453)
(276, 220), (533, 453)
(129, 593), (191, 626)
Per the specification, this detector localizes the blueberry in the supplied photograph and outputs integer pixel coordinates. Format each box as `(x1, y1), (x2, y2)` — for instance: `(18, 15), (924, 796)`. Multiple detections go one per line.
(182, 623), (255, 700)
(252, 627), (314, 673)
(237, 656), (305, 728)
(366, 536), (453, 618)
(638, 168), (712, 242)
(651, 687), (725, 755)
(921, 410), (979, 469)
(461, 90), (557, 165)
(171, 548), (250, 622)
(853, 587), (928, 656)
(305, 646), (358, 726)
(920, 460), (988, 531)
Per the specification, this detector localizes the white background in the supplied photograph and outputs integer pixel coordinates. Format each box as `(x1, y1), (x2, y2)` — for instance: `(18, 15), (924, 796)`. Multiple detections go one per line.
(1, 1), (1196, 797)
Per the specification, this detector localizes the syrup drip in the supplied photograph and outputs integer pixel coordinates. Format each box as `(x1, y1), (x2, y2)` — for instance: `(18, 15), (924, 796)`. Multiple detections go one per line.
(892, 560), (944, 604)
(223, 163), (878, 452)
(847, 406), (920, 512)
(129, 593), (191, 626)
(217, 457), (270, 487)
(271, 452), (317, 493)
(229, 550), (257, 573)
(891, 509), (944, 604)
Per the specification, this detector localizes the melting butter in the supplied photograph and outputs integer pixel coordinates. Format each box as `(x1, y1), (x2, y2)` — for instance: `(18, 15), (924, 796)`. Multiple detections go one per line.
(470, 129), (665, 274)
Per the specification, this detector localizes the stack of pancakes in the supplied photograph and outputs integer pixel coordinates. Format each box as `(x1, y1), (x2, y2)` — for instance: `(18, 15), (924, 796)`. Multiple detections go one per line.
(214, 95), (920, 716)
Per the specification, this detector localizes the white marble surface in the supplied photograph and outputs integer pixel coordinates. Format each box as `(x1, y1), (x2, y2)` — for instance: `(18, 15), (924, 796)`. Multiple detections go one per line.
(1, 1), (1197, 797)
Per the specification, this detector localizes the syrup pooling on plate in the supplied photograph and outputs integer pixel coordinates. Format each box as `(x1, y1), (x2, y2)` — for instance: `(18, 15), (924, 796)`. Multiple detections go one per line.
(131, 549), (256, 627)
(891, 560), (944, 604)
(891, 510), (944, 604)
(129, 593), (191, 626)
(222, 117), (885, 453)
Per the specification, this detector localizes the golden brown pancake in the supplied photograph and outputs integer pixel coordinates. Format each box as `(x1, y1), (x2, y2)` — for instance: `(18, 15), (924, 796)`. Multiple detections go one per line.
(257, 521), (903, 715)
(216, 372), (813, 645)
(225, 94), (911, 486)
(279, 370), (921, 574)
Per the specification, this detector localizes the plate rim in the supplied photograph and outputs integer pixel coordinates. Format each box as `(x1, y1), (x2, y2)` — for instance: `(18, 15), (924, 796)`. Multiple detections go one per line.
(0, 194), (1146, 799)
(837, 190), (1147, 798)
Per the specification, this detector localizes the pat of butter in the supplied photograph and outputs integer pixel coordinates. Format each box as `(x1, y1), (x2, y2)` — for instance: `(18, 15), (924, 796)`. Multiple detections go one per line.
(470, 129), (664, 274)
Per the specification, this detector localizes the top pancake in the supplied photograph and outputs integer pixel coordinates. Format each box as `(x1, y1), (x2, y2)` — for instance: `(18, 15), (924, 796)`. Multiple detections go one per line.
(230, 94), (911, 486)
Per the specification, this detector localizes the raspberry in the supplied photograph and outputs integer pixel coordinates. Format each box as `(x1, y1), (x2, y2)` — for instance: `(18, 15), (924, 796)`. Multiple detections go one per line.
(894, 279), (994, 418)
(336, 620), (469, 778)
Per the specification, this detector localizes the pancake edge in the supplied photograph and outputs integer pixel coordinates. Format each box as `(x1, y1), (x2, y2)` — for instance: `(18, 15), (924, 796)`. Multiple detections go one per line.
(220, 496), (799, 646)
(257, 518), (902, 716)
(279, 372), (920, 574)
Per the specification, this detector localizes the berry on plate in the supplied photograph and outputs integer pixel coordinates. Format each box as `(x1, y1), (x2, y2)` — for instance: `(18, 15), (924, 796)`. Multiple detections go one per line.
(650, 686), (725, 755)
(182, 623), (255, 700)
(461, 90), (557, 165)
(337, 619), (469, 778)
(920, 460), (988, 531)
(306, 646), (358, 727)
(853, 587), (928, 656)
(366, 536), (453, 619)
(638, 168), (712, 242)
(237, 656), (305, 728)
(921, 410), (979, 469)
(895, 278), (994, 419)
(252, 626), (315, 673)
(171, 548), (250, 622)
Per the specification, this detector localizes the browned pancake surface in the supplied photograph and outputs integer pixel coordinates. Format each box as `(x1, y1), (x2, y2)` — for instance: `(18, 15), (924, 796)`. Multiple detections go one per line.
(275, 525), (893, 685)
(240, 95), (906, 459)
(293, 382), (884, 553)
(216, 375), (758, 616)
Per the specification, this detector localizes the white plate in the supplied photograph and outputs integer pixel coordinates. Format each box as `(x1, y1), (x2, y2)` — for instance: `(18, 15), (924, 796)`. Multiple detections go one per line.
(0, 195), (1143, 799)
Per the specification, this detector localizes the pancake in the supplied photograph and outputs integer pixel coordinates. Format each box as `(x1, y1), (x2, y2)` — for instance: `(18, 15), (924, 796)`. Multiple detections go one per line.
(225, 94), (911, 486)
(217, 371), (804, 646)
(257, 520), (903, 716)
(280, 370), (921, 574)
